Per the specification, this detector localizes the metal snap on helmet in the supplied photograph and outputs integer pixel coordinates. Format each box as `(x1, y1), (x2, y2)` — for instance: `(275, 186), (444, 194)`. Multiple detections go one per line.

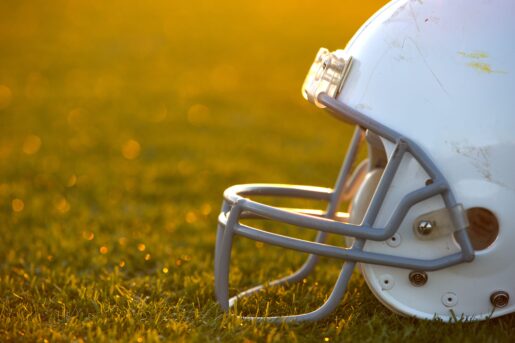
(215, 0), (515, 322)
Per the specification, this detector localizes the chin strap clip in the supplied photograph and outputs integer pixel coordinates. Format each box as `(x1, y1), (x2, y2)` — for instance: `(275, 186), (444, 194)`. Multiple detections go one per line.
(302, 48), (353, 108)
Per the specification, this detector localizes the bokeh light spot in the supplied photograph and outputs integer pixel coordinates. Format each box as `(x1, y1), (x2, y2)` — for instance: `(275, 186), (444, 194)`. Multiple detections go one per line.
(0, 184), (8, 196)
(165, 221), (176, 233)
(94, 74), (122, 99)
(67, 108), (88, 129)
(187, 104), (210, 126)
(185, 211), (197, 223)
(177, 160), (194, 175)
(22, 135), (42, 155)
(99, 246), (109, 254)
(210, 64), (239, 92)
(162, 267), (169, 274)
(42, 155), (61, 173)
(144, 253), (151, 261)
(0, 85), (13, 110)
(149, 104), (168, 123)
(25, 72), (47, 99)
(119, 260), (126, 268)
(82, 231), (95, 240)
(0, 143), (13, 159)
(55, 197), (70, 214)
(122, 139), (141, 160)
(12, 198), (25, 212)
(67, 174), (77, 187)
(181, 255), (191, 262)
(137, 243), (146, 252)
(201, 203), (212, 215)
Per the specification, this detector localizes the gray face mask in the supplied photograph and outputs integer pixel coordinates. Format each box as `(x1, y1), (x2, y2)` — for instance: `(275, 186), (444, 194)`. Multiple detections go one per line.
(213, 48), (475, 322)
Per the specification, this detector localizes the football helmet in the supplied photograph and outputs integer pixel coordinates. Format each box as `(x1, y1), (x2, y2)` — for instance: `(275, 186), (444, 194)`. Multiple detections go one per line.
(215, 0), (515, 322)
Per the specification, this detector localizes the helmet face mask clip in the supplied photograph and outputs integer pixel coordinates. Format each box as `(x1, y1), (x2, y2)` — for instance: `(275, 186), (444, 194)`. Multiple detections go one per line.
(215, 0), (515, 323)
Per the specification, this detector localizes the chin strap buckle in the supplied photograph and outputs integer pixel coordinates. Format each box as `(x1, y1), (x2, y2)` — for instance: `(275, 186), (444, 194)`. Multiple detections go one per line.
(302, 47), (353, 108)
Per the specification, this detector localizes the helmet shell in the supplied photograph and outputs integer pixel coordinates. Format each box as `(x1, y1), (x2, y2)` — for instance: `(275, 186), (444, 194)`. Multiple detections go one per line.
(339, 0), (515, 319)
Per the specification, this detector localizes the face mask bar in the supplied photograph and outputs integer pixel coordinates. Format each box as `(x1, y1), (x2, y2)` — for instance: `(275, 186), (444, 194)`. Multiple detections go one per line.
(215, 92), (475, 322)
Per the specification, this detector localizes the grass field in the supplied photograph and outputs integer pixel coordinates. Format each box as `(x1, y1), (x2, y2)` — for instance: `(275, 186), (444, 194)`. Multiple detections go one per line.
(1, 1), (515, 342)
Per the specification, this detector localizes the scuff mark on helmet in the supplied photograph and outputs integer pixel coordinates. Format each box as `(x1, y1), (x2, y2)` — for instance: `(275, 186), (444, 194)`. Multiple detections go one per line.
(450, 142), (510, 190)
(457, 51), (507, 74)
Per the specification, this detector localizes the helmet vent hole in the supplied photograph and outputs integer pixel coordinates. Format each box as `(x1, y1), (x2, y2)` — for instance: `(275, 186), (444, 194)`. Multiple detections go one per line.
(386, 233), (401, 247)
(441, 292), (458, 307)
(466, 207), (499, 251)
(379, 274), (394, 290)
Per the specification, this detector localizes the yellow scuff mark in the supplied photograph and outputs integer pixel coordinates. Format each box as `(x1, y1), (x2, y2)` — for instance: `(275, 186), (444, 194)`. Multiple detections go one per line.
(467, 62), (494, 73)
(466, 62), (506, 74)
(458, 51), (489, 59)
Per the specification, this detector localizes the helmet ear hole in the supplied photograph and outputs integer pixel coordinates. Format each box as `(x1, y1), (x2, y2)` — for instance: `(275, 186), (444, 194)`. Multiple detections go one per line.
(466, 207), (499, 251)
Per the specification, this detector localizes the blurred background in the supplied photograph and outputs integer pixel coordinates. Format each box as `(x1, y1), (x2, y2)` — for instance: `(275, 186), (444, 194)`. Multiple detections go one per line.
(0, 0), (387, 263)
(0, 1), (390, 340)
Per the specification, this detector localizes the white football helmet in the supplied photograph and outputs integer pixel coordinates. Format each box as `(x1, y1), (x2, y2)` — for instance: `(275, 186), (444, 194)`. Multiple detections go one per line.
(215, 0), (515, 322)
